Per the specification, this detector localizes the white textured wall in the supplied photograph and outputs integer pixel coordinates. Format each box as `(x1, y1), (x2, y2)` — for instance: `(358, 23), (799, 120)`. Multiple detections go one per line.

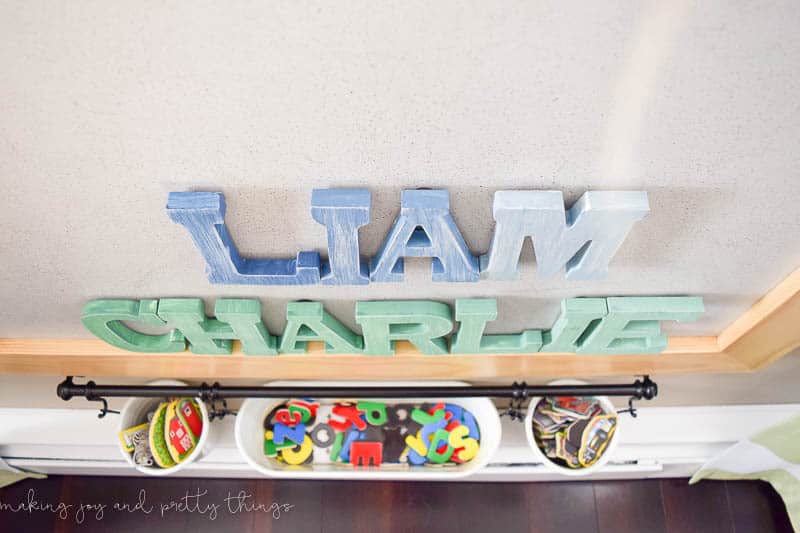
(1, 1), (799, 404)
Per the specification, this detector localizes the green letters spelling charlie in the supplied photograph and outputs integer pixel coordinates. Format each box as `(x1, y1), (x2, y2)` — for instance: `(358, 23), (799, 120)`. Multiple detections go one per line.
(83, 297), (703, 356)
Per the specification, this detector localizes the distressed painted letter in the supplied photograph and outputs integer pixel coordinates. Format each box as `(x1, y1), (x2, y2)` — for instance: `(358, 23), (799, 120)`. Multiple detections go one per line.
(279, 301), (363, 354)
(370, 190), (479, 282)
(167, 192), (321, 285)
(355, 301), (453, 355)
(82, 299), (186, 352)
(156, 298), (277, 355)
(577, 296), (704, 354)
(480, 191), (649, 280)
(540, 298), (608, 352)
(310, 189), (371, 285)
(450, 299), (543, 354)
(214, 299), (278, 354)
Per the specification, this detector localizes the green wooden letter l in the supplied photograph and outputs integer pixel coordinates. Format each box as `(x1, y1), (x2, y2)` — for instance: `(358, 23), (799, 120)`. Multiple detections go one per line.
(450, 298), (543, 354)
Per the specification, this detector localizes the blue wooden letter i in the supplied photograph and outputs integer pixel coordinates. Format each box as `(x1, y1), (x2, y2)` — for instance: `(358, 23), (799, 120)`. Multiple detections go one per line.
(311, 189), (371, 285)
(167, 191), (321, 285)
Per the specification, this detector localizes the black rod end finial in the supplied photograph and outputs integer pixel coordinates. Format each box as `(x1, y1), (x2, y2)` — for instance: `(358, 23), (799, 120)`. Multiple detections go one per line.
(640, 375), (658, 400)
(57, 376), (75, 401)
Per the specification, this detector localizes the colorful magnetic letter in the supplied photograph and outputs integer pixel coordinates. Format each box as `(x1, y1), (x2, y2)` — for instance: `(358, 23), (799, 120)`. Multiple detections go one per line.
(462, 411), (480, 439)
(279, 301), (363, 353)
(350, 442), (383, 467)
(272, 422), (306, 445)
(578, 296), (704, 354)
(281, 435), (314, 465)
(411, 408), (445, 426)
(329, 431), (345, 461)
(310, 423), (336, 448)
(310, 189), (371, 285)
(81, 299), (185, 353)
(448, 425), (479, 462)
(275, 409), (303, 426)
(480, 191), (649, 281)
(405, 430), (428, 456)
(355, 301), (453, 355)
(338, 429), (364, 462)
(426, 429), (454, 463)
(357, 402), (388, 426)
(167, 191), (321, 285)
(328, 404), (367, 431)
(289, 399), (319, 418)
(450, 299), (543, 354)
(370, 189), (479, 282)
(156, 298), (276, 355)
(264, 430), (296, 457)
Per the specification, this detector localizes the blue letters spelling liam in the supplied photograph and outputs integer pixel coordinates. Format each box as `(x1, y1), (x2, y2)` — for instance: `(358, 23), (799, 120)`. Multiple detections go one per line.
(167, 189), (649, 286)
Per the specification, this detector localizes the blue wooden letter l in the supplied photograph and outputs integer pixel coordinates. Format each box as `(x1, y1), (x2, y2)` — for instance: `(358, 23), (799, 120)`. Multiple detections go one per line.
(310, 189), (371, 285)
(166, 192), (321, 285)
(370, 189), (479, 282)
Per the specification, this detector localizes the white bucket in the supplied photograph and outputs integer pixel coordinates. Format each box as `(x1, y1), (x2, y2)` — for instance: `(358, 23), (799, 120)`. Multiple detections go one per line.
(524, 379), (620, 476)
(235, 381), (501, 480)
(117, 380), (211, 476)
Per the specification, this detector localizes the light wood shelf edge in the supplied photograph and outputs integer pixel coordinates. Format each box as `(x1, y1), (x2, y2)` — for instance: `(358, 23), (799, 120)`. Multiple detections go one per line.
(2, 265), (799, 379)
(0, 336), (747, 379)
(716, 266), (800, 370)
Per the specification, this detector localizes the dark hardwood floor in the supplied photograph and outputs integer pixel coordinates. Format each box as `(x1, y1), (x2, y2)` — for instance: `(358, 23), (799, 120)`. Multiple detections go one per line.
(0, 476), (793, 532)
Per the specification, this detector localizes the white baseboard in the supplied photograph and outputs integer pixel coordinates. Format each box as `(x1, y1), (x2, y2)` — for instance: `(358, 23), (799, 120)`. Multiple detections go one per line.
(2, 404), (798, 481)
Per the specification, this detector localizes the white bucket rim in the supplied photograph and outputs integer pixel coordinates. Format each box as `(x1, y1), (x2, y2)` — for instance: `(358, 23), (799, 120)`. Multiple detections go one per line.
(234, 380), (501, 479)
(524, 379), (620, 476)
(117, 379), (210, 476)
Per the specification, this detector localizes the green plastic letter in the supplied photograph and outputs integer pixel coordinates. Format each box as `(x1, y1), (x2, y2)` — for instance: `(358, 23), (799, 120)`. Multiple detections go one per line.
(540, 298), (608, 352)
(355, 301), (453, 355)
(279, 302), (363, 354)
(82, 299), (186, 353)
(357, 402), (388, 426)
(577, 296), (704, 354)
(450, 299), (542, 354)
(156, 298), (276, 355)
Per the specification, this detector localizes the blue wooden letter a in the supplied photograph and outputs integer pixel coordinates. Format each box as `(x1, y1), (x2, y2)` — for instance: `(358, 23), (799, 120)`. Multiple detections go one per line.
(370, 189), (479, 282)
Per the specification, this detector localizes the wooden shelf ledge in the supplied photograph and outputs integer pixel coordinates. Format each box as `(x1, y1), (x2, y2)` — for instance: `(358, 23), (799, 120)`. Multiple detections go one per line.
(1, 266), (798, 379)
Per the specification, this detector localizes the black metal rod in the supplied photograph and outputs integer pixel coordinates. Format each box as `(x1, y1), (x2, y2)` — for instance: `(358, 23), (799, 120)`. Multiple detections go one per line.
(57, 376), (658, 402)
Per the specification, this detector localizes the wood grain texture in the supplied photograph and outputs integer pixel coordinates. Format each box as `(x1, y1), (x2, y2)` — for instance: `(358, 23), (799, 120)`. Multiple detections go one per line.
(526, 481), (599, 533)
(594, 480), (667, 533)
(0, 477), (792, 533)
(725, 480), (795, 533)
(0, 337), (745, 379)
(717, 265), (800, 369)
(660, 478), (734, 533)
